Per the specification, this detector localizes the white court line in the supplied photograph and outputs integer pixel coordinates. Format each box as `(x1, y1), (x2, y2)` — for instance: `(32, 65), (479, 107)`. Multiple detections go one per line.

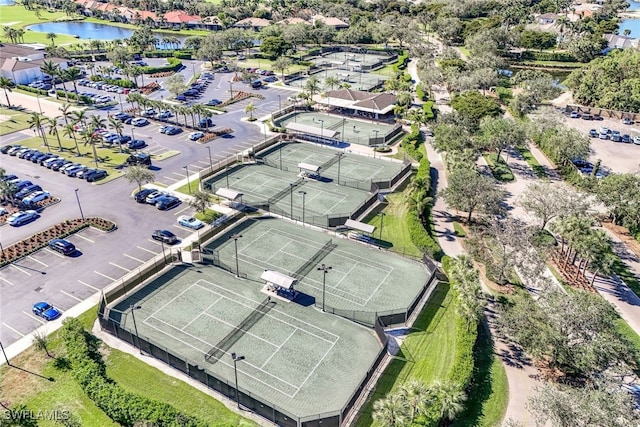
(148, 282), (199, 319)
(180, 296), (223, 331)
(78, 280), (100, 291)
(296, 340), (338, 393)
(60, 290), (82, 302)
(94, 270), (116, 281)
(199, 312), (283, 347)
(173, 205), (190, 216)
(260, 329), (296, 369)
(137, 245), (158, 254)
(43, 248), (65, 258)
(22, 311), (45, 324)
(3, 322), (25, 337)
(123, 253), (145, 263)
(109, 262), (131, 272)
(9, 264), (31, 276)
(74, 233), (95, 243)
(27, 255), (48, 267)
(0, 275), (15, 286)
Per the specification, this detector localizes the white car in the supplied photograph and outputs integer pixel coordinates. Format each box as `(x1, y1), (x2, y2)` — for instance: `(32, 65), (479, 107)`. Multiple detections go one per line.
(178, 215), (204, 229)
(7, 210), (39, 226)
(188, 131), (204, 141)
(22, 191), (50, 204)
(132, 118), (149, 126)
(634, 136), (640, 145)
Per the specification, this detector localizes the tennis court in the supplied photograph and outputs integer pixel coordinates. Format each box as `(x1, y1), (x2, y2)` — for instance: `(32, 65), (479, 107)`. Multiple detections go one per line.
(203, 163), (371, 221)
(274, 111), (397, 146)
(111, 265), (381, 418)
(208, 217), (431, 312)
(258, 142), (404, 183)
(286, 68), (388, 92)
(311, 50), (393, 68)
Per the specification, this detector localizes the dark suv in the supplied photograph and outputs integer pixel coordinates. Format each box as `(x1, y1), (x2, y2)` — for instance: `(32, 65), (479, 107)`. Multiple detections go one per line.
(152, 229), (178, 244)
(49, 238), (76, 255)
(126, 153), (152, 167)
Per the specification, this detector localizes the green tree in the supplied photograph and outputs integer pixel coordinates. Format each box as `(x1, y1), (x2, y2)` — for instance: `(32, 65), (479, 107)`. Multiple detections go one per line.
(47, 116), (63, 152)
(450, 91), (502, 126)
(274, 56), (292, 82)
(517, 181), (586, 230)
(61, 67), (83, 102)
(372, 392), (408, 427)
(0, 76), (15, 107)
(595, 173), (640, 231)
(188, 190), (211, 215)
(244, 102), (256, 120)
(40, 60), (60, 99)
(478, 116), (527, 161)
(32, 329), (52, 357)
(124, 165), (155, 192)
(567, 33), (606, 63)
(432, 381), (467, 421)
(46, 32), (57, 46)
(165, 74), (187, 98)
(304, 75), (321, 100)
(28, 112), (49, 149)
(441, 167), (505, 223)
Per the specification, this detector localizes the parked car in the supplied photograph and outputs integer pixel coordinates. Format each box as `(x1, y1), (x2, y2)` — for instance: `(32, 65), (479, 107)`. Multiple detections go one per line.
(178, 215), (204, 229)
(132, 118), (149, 127)
(0, 174), (18, 182)
(142, 108), (157, 117)
(0, 145), (15, 154)
(134, 188), (155, 203)
(165, 126), (182, 135)
(589, 129), (598, 138)
(156, 110), (173, 120)
(634, 136), (640, 145)
(199, 118), (214, 128)
(611, 131), (622, 142)
(67, 165), (89, 177)
(85, 169), (108, 182)
(23, 190), (50, 204)
(126, 153), (152, 167)
(115, 135), (132, 144)
(156, 195), (181, 210)
(151, 229), (178, 244)
(145, 191), (167, 204)
(32, 302), (62, 321)
(49, 238), (76, 255)
(622, 117), (634, 125)
(569, 111), (580, 118)
(16, 184), (43, 199)
(622, 134), (632, 143)
(206, 99), (222, 106)
(7, 210), (39, 226)
(77, 168), (97, 179)
(189, 131), (205, 141)
(13, 180), (33, 191)
(128, 139), (146, 150)
(51, 160), (72, 171)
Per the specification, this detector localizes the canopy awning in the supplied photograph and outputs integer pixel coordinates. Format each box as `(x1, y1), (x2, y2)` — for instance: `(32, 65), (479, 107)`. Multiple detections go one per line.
(285, 122), (339, 138)
(260, 270), (297, 290)
(345, 219), (375, 234)
(298, 162), (320, 173)
(215, 188), (243, 201)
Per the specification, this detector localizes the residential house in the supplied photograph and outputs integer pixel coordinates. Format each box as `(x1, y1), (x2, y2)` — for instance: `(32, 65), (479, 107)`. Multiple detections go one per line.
(163, 10), (202, 28)
(233, 17), (271, 31)
(201, 16), (224, 31)
(604, 33), (640, 51)
(310, 15), (349, 30)
(0, 43), (69, 84)
(537, 13), (559, 24)
(278, 17), (310, 26)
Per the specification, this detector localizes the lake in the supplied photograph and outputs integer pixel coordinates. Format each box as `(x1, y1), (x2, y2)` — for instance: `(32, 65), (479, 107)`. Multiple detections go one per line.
(26, 21), (187, 46)
(621, 0), (640, 37)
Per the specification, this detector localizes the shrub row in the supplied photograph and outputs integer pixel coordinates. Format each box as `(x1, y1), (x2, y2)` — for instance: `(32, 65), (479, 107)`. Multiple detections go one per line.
(69, 53), (109, 62)
(141, 57), (183, 75)
(17, 85), (93, 104)
(61, 318), (207, 427)
(441, 256), (479, 391)
(400, 124), (423, 161)
(393, 51), (409, 73)
(519, 50), (578, 63)
(422, 100), (435, 120)
(407, 204), (443, 260)
(89, 75), (136, 88)
(415, 85), (428, 101)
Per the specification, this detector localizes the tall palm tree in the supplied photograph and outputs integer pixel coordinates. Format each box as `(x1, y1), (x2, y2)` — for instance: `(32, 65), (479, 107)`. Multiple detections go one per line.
(40, 60), (60, 99)
(304, 76), (320, 100)
(82, 130), (101, 168)
(28, 112), (49, 149)
(324, 76), (340, 92)
(0, 77), (15, 107)
(47, 117), (63, 151)
(108, 116), (124, 152)
(399, 379), (432, 422)
(62, 67), (83, 101)
(62, 123), (81, 156)
(372, 392), (407, 427)
(244, 102), (257, 120)
(46, 32), (57, 46)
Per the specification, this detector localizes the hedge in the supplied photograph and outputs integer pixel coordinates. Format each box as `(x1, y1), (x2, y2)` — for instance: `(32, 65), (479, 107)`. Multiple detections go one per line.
(90, 75), (136, 88)
(141, 57), (183, 75)
(61, 318), (207, 427)
(422, 100), (435, 120)
(17, 85), (93, 104)
(415, 85), (428, 101)
(441, 256), (479, 392)
(68, 53), (108, 62)
(392, 51), (409, 73)
(400, 124), (423, 161)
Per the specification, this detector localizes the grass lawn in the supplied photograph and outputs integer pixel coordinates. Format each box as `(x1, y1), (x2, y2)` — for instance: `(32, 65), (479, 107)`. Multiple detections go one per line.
(0, 6), (82, 46)
(194, 207), (221, 224)
(175, 177), (201, 195)
(237, 58), (308, 74)
(516, 146), (547, 178)
(453, 221), (467, 238)
(354, 283), (456, 427)
(0, 307), (254, 426)
(366, 191), (422, 258)
(451, 325), (509, 427)
(0, 107), (32, 136)
(484, 153), (515, 182)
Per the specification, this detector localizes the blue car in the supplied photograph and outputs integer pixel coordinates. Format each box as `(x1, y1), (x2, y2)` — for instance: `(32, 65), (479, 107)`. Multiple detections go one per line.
(32, 302), (62, 321)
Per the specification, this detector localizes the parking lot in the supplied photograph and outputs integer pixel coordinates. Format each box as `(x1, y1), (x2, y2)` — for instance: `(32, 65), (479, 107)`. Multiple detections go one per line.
(559, 111), (640, 174)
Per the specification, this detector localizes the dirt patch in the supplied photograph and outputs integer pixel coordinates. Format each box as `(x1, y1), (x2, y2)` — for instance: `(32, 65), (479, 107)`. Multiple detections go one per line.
(0, 348), (50, 406)
(0, 114), (13, 123)
(602, 222), (640, 259)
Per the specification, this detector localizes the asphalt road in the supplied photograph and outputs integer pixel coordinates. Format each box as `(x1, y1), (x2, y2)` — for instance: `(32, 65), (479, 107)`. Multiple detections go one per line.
(0, 62), (301, 346)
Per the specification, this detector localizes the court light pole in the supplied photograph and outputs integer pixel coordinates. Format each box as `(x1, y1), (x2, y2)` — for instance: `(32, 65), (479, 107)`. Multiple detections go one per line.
(279, 145), (282, 170)
(225, 165), (230, 188)
(289, 183), (294, 219)
(335, 152), (344, 184)
(373, 129), (379, 145)
(230, 234), (243, 277)
(0, 339), (11, 366)
(206, 146), (213, 172)
(183, 165), (191, 193)
(74, 188), (85, 221)
(231, 352), (245, 410)
(378, 212), (386, 241)
(298, 191), (307, 225)
(0, 239), (4, 259)
(318, 119), (324, 140)
(317, 264), (332, 312)
(278, 94), (282, 112)
(130, 304), (143, 355)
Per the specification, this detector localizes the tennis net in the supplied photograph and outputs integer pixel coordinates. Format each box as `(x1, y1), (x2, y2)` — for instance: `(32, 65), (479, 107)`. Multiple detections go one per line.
(292, 240), (337, 280)
(268, 178), (304, 204)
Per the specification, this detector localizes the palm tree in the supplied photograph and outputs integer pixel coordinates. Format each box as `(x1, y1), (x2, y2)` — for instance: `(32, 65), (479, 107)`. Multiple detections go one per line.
(46, 32), (57, 46)
(191, 103), (205, 125)
(431, 381), (467, 421)
(62, 123), (81, 156)
(274, 56), (292, 82)
(28, 112), (49, 149)
(398, 379), (432, 422)
(188, 190), (211, 213)
(62, 67), (83, 101)
(304, 76), (320, 100)
(372, 392), (407, 427)
(108, 116), (124, 152)
(47, 117), (62, 151)
(40, 60), (60, 98)
(396, 91), (413, 108)
(244, 102), (256, 120)
(324, 76), (340, 92)
(0, 76), (15, 107)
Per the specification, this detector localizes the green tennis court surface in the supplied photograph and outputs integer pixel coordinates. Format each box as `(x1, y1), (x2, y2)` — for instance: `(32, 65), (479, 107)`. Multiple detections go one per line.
(274, 111), (397, 146)
(286, 68), (388, 92)
(208, 217), (431, 312)
(112, 265), (381, 418)
(258, 142), (404, 183)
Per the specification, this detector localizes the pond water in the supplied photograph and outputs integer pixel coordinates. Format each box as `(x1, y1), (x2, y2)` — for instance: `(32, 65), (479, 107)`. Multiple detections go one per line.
(621, 0), (640, 38)
(26, 21), (186, 46)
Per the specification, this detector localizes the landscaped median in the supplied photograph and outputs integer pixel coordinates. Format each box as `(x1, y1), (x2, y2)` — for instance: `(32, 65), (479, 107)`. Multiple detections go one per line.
(0, 217), (116, 267)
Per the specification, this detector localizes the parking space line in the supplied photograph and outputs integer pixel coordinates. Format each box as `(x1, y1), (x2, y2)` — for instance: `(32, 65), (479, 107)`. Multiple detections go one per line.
(174, 206), (190, 216)
(196, 160), (209, 166)
(123, 253), (145, 263)
(27, 255), (48, 267)
(74, 233), (95, 243)
(147, 239), (162, 246)
(22, 311), (46, 324)
(10, 264), (31, 276)
(172, 172), (186, 178)
(78, 280), (100, 291)
(2, 322), (25, 337)
(44, 248), (65, 258)
(0, 276), (14, 286)
(94, 270), (116, 281)
(109, 262), (131, 272)
(137, 245), (158, 254)
(60, 290), (83, 302)
(163, 176), (179, 182)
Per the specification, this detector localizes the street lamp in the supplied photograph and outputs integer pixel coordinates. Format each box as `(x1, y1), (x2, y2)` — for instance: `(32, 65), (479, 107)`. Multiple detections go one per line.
(317, 264), (332, 312)
(373, 129), (379, 144)
(289, 183), (294, 219)
(183, 165), (191, 194)
(0, 239), (4, 259)
(131, 127), (136, 140)
(206, 146), (213, 172)
(229, 81), (234, 98)
(378, 212), (386, 241)
(130, 304), (143, 354)
(226, 165), (230, 188)
(74, 188), (85, 221)
(231, 352), (245, 410)
(230, 234), (243, 277)
(263, 122), (267, 143)
(298, 191), (307, 225)
(278, 94), (282, 112)
(318, 119), (324, 140)
(335, 152), (344, 184)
